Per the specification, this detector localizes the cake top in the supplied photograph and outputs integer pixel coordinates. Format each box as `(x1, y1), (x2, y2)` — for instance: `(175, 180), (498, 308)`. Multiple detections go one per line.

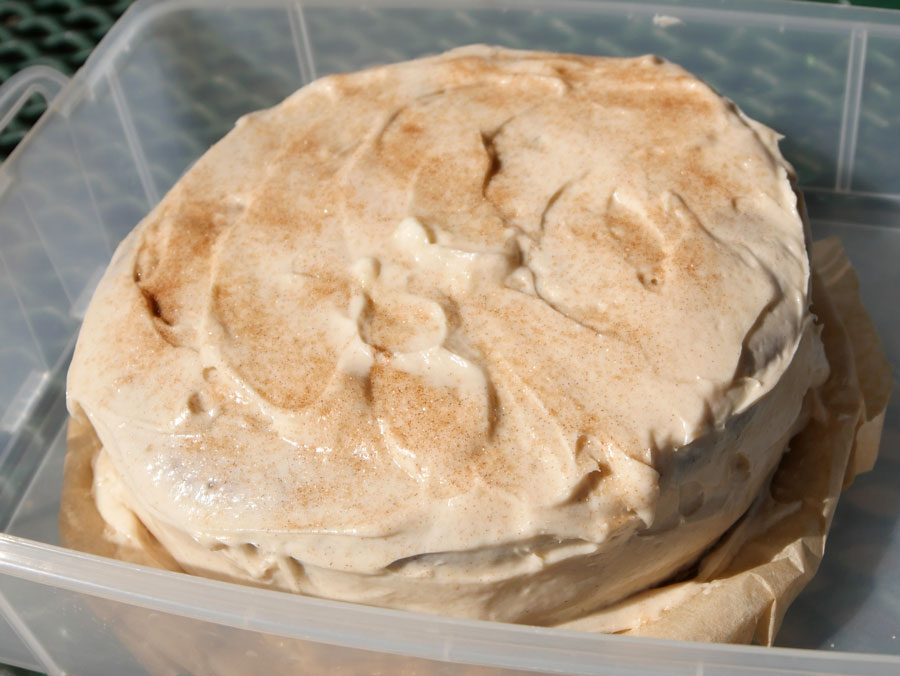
(68, 46), (809, 571)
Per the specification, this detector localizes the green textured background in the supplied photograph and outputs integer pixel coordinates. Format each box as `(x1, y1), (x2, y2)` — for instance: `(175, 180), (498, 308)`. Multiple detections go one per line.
(0, 1), (896, 675)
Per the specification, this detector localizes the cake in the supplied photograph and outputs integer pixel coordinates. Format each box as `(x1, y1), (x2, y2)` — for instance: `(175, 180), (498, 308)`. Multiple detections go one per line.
(64, 46), (831, 626)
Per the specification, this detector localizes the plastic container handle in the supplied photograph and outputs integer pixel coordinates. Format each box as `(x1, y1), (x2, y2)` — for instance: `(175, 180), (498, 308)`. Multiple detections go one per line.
(0, 65), (69, 138)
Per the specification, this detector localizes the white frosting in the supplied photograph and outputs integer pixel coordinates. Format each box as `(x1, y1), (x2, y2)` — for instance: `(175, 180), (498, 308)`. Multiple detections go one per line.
(68, 46), (827, 624)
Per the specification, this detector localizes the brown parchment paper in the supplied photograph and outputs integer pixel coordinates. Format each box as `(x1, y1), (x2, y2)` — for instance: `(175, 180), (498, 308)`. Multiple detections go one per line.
(59, 238), (891, 653)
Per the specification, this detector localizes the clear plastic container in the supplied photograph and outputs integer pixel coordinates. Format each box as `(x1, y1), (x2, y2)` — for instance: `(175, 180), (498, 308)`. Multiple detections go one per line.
(0, 1), (898, 674)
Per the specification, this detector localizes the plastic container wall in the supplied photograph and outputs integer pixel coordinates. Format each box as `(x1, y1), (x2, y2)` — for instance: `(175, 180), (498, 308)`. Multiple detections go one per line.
(0, 1), (898, 674)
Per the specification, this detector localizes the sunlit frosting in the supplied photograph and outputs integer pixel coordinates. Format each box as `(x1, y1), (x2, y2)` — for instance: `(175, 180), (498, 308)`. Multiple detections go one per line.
(67, 46), (827, 624)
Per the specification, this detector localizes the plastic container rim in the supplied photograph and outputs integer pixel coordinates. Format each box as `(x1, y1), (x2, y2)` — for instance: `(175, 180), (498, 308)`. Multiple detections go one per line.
(1, 0), (899, 673)
(1, 532), (899, 672)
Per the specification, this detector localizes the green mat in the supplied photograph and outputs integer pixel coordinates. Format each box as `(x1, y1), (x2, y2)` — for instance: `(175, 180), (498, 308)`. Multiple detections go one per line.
(0, 0), (132, 157)
(0, 1), (897, 675)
